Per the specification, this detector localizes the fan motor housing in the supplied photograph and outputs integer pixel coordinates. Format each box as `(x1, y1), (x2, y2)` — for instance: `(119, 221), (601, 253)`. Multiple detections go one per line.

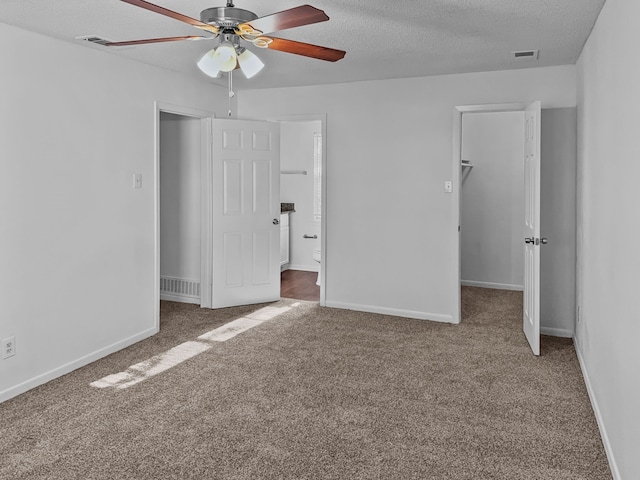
(200, 7), (258, 28)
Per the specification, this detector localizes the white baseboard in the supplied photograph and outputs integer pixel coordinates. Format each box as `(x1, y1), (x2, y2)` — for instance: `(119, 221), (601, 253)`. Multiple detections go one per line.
(0, 326), (158, 404)
(325, 301), (454, 324)
(287, 264), (319, 273)
(461, 280), (524, 291)
(540, 326), (574, 338)
(160, 292), (200, 305)
(573, 337), (621, 480)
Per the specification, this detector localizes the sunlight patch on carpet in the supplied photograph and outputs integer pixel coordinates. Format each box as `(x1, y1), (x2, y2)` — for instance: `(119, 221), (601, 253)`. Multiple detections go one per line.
(197, 317), (263, 342)
(91, 341), (210, 389)
(90, 303), (292, 390)
(245, 305), (292, 321)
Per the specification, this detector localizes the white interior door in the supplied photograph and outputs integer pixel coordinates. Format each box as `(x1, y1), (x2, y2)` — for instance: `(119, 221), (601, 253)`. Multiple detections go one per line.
(523, 101), (541, 355)
(211, 119), (280, 308)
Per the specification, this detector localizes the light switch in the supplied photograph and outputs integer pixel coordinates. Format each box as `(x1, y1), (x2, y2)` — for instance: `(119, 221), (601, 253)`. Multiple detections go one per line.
(133, 174), (142, 189)
(444, 181), (453, 193)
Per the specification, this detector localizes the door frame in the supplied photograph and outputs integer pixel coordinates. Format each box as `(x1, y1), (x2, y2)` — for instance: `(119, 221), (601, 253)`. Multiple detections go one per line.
(154, 101), (214, 330)
(267, 113), (327, 306)
(451, 103), (528, 324)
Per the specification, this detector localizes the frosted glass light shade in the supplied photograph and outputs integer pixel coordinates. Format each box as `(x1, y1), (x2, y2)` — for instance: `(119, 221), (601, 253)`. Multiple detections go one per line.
(213, 42), (237, 72)
(238, 49), (264, 79)
(197, 49), (221, 78)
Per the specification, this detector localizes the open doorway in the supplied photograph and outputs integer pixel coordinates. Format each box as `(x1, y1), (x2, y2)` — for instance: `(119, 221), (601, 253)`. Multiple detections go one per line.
(271, 115), (327, 304)
(453, 103), (578, 353)
(452, 103), (532, 326)
(457, 110), (527, 347)
(154, 102), (213, 330)
(452, 102), (544, 355)
(460, 111), (525, 295)
(159, 112), (204, 305)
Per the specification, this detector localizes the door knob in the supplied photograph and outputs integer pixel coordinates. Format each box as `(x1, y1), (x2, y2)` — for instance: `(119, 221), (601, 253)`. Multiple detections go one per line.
(272, 218), (280, 225)
(525, 237), (548, 245)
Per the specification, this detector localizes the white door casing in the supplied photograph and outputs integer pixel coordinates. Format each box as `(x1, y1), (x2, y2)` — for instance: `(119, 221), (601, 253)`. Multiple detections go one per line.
(523, 101), (542, 355)
(211, 119), (281, 308)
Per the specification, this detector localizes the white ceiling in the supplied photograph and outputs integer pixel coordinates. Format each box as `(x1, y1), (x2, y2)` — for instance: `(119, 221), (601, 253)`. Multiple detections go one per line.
(0, 0), (606, 90)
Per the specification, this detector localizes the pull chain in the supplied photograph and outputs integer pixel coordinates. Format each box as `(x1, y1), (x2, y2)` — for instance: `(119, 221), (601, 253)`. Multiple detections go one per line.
(228, 70), (235, 117)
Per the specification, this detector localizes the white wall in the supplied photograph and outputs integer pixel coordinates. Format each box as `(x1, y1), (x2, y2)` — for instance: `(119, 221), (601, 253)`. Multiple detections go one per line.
(239, 65), (576, 320)
(0, 23), (226, 402)
(540, 108), (577, 338)
(461, 111), (525, 290)
(280, 120), (321, 271)
(160, 113), (201, 285)
(576, 0), (640, 477)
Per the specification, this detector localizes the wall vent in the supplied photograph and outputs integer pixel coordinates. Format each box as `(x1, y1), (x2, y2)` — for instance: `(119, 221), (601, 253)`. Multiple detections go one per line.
(76, 35), (113, 46)
(512, 50), (539, 60)
(160, 276), (201, 299)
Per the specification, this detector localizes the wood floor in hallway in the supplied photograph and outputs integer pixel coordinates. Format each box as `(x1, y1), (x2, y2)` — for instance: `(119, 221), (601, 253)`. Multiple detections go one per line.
(281, 269), (319, 302)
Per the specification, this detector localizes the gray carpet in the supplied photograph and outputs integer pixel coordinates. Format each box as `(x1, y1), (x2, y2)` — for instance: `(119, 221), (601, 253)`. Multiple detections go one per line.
(0, 287), (611, 479)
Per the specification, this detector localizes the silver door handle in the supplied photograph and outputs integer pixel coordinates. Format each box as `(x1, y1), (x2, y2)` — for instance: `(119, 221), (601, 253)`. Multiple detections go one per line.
(273, 219), (280, 225)
(303, 234), (317, 239)
(525, 237), (548, 245)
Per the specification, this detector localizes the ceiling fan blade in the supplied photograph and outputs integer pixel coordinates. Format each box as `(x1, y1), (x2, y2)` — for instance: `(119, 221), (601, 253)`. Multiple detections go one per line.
(266, 37), (346, 62)
(238, 5), (329, 35)
(119, 0), (218, 33)
(105, 35), (207, 47)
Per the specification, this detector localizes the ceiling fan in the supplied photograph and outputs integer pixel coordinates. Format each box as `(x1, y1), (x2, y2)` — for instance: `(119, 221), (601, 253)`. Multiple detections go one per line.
(105, 0), (346, 79)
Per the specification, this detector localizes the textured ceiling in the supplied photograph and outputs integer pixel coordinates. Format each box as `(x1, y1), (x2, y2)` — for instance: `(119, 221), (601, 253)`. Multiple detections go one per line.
(0, 0), (606, 90)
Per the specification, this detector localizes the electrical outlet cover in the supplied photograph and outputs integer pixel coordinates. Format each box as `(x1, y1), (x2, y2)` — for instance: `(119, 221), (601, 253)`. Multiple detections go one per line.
(3, 336), (16, 359)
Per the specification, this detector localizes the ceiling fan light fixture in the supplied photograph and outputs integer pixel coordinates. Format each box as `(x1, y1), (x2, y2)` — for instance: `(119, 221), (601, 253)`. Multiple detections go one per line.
(197, 48), (221, 78)
(213, 41), (238, 72)
(238, 49), (264, 79)
(108, 1), (346, 80)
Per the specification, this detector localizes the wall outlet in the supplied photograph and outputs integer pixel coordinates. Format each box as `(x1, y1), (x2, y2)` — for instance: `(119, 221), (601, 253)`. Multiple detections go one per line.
(2, 336), (16, 359)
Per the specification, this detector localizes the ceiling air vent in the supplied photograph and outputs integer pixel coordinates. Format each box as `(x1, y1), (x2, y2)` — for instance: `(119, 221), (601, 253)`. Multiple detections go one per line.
(512, 50), (539, 60)
(76, 35), (113, 46)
